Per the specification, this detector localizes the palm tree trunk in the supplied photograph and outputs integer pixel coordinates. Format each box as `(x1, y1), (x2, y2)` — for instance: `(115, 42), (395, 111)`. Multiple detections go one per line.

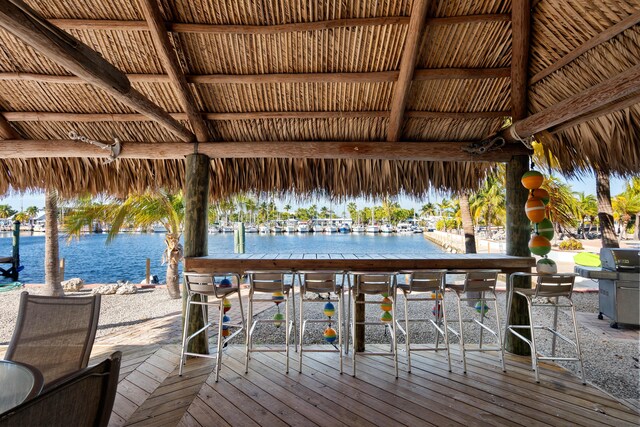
(636, 213), (640, 240)
(459, 192), (476, 253)
(595, 169), (620, 248)
(44, 188), (64, 296)
(165, 234), (182, 299)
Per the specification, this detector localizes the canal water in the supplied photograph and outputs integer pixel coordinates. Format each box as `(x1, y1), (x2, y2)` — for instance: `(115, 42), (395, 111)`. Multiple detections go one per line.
(0, 232), (443, 284)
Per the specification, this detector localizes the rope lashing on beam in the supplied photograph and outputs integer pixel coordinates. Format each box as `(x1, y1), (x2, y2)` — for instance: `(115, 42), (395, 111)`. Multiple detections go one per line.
(462, 136), (506, 155)
(68, 130), (121, 164)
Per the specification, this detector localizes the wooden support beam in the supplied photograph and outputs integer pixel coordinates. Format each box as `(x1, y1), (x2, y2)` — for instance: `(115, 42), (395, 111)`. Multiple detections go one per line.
(387, 0), (430, 142)
(503, 63), (640, 142)
(2, 110), (509, 122)
(0, 0), (194, 142)
(0, 67), (510, 85)
(506, 0), (533, 356)
(530, 11), (640, 85)
(0, 114), (18, 139)
(139, 0), (209, 142)
(48, 14), (510, 33)
(0, 139), (531, 162)
(550, 90), (640, 134)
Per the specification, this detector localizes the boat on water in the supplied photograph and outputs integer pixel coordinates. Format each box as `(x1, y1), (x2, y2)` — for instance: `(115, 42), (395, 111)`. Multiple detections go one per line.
(258, 224), (269, 234)
(339, 223), (351, 233)
(245, 225), (259, 233)
(396, 222), (412, 234)
(221, 224), (234, 233)
(366, 224), (380, 233)
(297, 222), (310, 233)
(380, 223), (394, 233)
(208, 226), (220, 234)
(152, 223), (166, 233)
(32, 223), (46, 233)
(271, 224), (284, 233)
(284, 220), (297, 233)
(351, 224), (365, 233)
(324, 224), (338, 233)
(311, 223), (323, 233)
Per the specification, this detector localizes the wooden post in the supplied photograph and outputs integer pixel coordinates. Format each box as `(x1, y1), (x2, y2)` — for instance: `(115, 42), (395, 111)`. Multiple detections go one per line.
(183, 153), (210, 354)
(505, 155), (532, 355)
(355, 292), (365, 353)
(145, 258), (151, 284)
(11, 220), (19, 281)
(59, 258), (65, 281)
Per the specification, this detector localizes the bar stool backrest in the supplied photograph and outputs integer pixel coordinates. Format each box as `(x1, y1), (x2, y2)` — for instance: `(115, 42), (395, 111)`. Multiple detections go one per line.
(299, 271), (340, 293)
(404, 270), (447, 293)
(463, 270), (500, 293)
(535, 274), (576, 298)
(184, 272), (239, 298)
(247, 271), (288, 292)
(355, 273), (395, 295)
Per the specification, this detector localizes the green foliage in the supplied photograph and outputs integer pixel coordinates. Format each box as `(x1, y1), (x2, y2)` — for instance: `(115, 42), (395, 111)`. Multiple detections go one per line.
(0, 204), (17, 218)
(558, 238), (584, 251)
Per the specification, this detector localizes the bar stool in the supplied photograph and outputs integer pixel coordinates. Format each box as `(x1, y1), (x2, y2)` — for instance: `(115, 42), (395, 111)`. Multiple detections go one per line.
(245, 270), (296, 374)
(180, 272), (245, 382)
(396, 270), (451, 373)
(445, 269), (504, 373)
(296, 270), (344, 373)
(505, 272), (585, 384)
(349, 271), (398, 378)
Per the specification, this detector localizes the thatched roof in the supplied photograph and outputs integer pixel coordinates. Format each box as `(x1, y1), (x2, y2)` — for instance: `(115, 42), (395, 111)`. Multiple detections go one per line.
(0, 0), (638, 199)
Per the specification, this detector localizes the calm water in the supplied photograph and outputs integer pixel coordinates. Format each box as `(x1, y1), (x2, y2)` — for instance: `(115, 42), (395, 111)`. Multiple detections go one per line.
(0, 232), (443, 284)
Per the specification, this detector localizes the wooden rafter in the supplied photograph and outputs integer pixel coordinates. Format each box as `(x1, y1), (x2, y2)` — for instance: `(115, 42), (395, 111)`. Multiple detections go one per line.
(0, 0), (194, 142)
(0, 139), (530, 162)
(530, 10), (640, 85)
(550, 90), (640, 134)
(0, 114), (18, 139)
(0, 68), (511, 85)
(1, 110), (509, 122)
(387, 0), (430, 142)
(139, 0), (208, 142)
(511, 0), (530, 121)
(503, 64), (640, 142)
(48, 14), (510, 34)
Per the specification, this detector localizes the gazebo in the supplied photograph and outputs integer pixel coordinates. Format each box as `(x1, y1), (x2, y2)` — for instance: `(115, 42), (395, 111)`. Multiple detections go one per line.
(0, 0), (638, 424)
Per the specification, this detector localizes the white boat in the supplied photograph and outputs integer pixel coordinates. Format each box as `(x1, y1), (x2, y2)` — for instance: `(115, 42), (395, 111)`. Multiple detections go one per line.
(366, 224), (379, 233)
(380, 223), (394, 233)
(351, 224), (365, 233)
(339, 223), (351, 233)
(324, 224), (338, 233)
(411, 225), (424, 233)
(285, 220), (297, 233)
(271, 224), (283, 233)
(311, 224), (323, 233)
(298, 222), (310, 233)
(208, 226), (220, 234)
(246, 225), (259, 233)
(258, 224), (269, 234)
(33, 223), (46, 233)
(221, 224), (234, 233)
(396, 222), (412, 234)
(152, 223), (166, 233)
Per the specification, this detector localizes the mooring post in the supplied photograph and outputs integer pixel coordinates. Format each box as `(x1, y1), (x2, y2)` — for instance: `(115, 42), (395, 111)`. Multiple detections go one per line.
(234, 222), (245, 254)
(11, 220), (20, 281)
(146, 258), (151, 284)
(59, 258), (65, 281)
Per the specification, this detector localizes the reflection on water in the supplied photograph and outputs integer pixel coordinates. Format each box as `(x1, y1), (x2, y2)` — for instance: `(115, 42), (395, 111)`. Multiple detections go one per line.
(0, 231), (443, 284)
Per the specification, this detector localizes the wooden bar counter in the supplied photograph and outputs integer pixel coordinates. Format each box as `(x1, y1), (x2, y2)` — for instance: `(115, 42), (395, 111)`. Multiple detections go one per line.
(185, 253), (535, 352)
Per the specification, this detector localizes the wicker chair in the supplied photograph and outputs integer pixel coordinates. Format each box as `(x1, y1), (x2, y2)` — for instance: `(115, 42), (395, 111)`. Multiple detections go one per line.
(0, 351), (121, 427)
(5, 291), (101, 388)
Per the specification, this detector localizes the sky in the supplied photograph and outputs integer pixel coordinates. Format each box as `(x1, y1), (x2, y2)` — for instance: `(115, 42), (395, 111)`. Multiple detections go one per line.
(0, 173), (630, 213)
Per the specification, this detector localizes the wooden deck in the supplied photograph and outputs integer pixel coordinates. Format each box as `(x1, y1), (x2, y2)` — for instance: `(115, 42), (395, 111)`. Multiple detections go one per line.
(88, 308), (639, 427)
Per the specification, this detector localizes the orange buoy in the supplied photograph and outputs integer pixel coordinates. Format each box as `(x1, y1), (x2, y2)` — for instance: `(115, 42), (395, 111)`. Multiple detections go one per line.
(529, 235), (552, 256)
(525, 198), (546, 223)
(521, 171), (544, 190)
(530, 188), (550, 205)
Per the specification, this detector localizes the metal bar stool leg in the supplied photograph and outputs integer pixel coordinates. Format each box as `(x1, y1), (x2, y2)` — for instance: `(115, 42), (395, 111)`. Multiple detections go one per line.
(441, 291), (452, 372)
(351, 285), (357, 376)
(570, 302), (587, 385)
(298, 280), (304, 373)
(525, 296), (540, 382)
(403, 290), (412, 372)
(338, 287), (344, 374)
(215, 296), (225, 382)
(455, 292), (467, 373)
(179, 294), (193, 376)
(492, 291), (506, 372)
(245, 292), (253, 374)
(285, 290), (290, 374)
(392, 289), (399, 378)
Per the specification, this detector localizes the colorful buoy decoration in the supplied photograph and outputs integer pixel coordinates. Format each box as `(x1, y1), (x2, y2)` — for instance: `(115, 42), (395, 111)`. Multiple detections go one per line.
(323, 327), (337, 343)
(475, 301), (490, 315)
(536, 257), (558, 274)
(380, 297), (392, 312)
(530, 188), (550, 205)
(222, 298), (232, 313)
(323, 301), (335, 317)
(536, 217), (555, 241)
(529, 235), (552, 256)
(273, 312), (285, 328)
(219, 277), (232, 287)
(521, 170), (544, 190)
(380, 311), (393, 323)
(221, 315), (231, 337)
(272, 291), (285, 304)
(432, 302), (442, 320)
(525, 198), (546, 223)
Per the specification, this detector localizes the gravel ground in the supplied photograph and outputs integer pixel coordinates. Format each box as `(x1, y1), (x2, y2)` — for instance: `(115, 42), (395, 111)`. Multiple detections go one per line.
(0, 286), (637, 401)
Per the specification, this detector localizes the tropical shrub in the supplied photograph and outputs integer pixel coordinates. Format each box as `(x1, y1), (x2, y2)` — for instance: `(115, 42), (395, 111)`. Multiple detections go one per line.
(558, 238), (583, 251)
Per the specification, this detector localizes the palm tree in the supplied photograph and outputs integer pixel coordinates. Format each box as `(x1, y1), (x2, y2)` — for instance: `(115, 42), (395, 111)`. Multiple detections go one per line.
(613, 192), (640, 240)
(0, 204), (16, 219)
(458, 191), (476, 253)
(595, 169), (619, 248)
(44, 189), (63, 296)
(66, 192), (185, 299)
(283, 204), (292, 219)
(542, 175), (577, 236)
(347, 202), (358, 222)
(470, 176), (506, 238)
(574, 192), (598, 238)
